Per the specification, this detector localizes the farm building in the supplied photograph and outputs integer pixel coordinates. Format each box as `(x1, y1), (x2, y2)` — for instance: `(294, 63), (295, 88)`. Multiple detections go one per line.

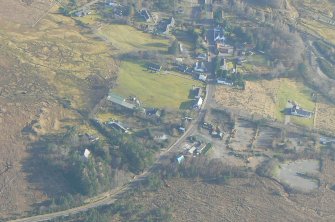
(290, 105), (313, 118)
(147, 63), (162, 72)
(107, 92), (136, 110)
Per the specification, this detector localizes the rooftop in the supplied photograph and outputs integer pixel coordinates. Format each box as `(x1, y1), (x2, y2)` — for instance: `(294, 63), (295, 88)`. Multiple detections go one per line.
(107, 92), (136, 110)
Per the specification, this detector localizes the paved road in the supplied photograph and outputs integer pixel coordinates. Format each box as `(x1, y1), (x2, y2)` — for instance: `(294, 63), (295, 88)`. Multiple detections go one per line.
(9, 82), (214, 222)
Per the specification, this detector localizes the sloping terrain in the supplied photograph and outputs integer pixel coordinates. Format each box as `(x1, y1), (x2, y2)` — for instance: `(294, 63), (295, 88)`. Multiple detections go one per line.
(116, 176), (332, 222)
(0, 0), (117, 217)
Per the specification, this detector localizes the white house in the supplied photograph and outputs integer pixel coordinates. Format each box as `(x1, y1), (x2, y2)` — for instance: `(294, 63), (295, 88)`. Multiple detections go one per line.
(194, 97), (203, 108)
(83, 149), (91, 159)
(217, 78), (233, 86)
(198, 73), (208, 82)
(194, 61), (207, 73)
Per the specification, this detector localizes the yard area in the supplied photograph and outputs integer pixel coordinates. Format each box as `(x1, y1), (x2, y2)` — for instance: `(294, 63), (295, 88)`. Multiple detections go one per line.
(215, 78), (316, 127)
(113, 60), (202, 109)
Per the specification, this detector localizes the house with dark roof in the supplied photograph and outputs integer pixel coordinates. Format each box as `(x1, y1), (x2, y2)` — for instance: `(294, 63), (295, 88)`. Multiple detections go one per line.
(192, 87), (202, 99)
(147, 63), (162, 72)
(146, 108), (161, 117)
(196, 53), (208, 61)
(214, 26), (225, 44)
(158, 17), (175, 34)
(290, 105), (313, 118)
(140, 9), (151, 22)
(106, 121), (130, 134)
(176, 64), (189, 73)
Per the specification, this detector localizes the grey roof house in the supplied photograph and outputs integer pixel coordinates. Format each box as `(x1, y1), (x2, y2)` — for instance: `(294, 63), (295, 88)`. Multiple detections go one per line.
(107, 92), (136, 110)
(290, 105), (313, 118)
(147, 63), (162, 72)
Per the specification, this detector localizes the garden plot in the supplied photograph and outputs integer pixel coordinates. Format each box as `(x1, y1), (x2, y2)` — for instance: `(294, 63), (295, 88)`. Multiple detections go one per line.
(285, 133), (312, 152)
(230, 119), (255, 151)
(255, 127), (280, 150)
(275, 159), (320, 192)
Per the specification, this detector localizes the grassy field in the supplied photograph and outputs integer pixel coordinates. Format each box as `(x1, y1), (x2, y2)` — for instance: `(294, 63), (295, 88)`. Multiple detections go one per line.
(215, 78), (315, 127)
(113, 60), (202, 109)
(98, 24), (169, 54)
(275, 80), (315, 126)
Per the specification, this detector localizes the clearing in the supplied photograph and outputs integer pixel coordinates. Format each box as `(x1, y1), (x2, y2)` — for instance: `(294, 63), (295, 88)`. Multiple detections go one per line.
(275, 159), (320, 192)
(98, 24), (169, 54)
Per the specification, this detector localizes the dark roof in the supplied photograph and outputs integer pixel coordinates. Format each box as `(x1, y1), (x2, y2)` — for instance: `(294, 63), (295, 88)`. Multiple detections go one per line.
(291, 105), (312, 117)
(146, 108), (160, 116)
(177, 64), (187, 70)
(147, 63), (162, 71)
(140, 9), (150, 21)
(193, 87), (202, 98)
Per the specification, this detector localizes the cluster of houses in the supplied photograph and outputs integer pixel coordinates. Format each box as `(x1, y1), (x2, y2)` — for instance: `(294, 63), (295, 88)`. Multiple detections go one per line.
(140, 8), (176, 35)
(175, 139), (209, 164)
(202, 122), (224, 139)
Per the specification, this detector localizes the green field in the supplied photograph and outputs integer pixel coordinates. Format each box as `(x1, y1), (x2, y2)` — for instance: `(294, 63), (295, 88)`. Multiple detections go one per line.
(274, 79), (315, 127)
(98, 24), (169, 53)
(113, 61), (202, 109)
